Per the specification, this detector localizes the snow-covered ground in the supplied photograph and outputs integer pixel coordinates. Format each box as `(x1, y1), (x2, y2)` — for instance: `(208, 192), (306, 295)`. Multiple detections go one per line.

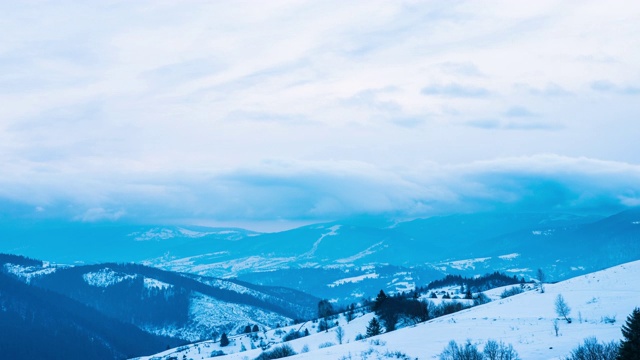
(83, 268), (136, 287)
(134, 260), (640, 360)
(3, 263), (58, 284)
(144, 292), (292, 341)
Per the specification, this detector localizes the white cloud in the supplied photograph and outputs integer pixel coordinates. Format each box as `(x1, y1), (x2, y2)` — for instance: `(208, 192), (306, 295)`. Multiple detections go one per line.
(75, 208), (126, 222)
(0, 1), (639, 224)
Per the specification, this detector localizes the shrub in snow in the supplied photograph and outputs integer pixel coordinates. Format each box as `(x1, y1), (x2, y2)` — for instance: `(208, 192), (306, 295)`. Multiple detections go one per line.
(500, 286), (524, 299)
(564, 337), (618, 360)
(601, 315), (616, 324)
(318, 342), (335, 349)
(440, 301), (467, 316)
(210, 350), (225, 357)
(282, 330), (303, 342)
(369, 339), (386, 346)
(382, 350), (413, 359)
(254, 344), (296, 360)
(483, 339), (520, 360)
(439, 340), (520, 360)
(439, 340), (483, 360)
(473, 293), (491, 306)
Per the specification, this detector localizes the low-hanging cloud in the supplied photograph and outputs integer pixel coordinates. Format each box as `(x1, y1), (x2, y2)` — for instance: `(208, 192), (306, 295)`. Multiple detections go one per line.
(2, 155), (639, 227)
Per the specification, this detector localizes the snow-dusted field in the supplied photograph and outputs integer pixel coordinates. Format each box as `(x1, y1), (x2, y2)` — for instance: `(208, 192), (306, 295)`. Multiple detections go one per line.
(135, 260), (640, 360)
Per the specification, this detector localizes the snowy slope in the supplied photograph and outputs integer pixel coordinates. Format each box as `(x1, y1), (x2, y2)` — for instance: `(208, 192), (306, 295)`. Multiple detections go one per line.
(136, 260), (640, 360)
(0, 258), (317, 344)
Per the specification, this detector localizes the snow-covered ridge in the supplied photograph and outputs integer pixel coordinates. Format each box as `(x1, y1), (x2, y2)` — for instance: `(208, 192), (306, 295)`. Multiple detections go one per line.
(129, 227), (223, 241)
(301, 225), (341, 258)
(143, 277), (172, 290)
(439, 257), (491, 271)
(498, 253), (519, 260)
(532, 229), (555, 235)
(83, 268), (136, 287)
(3, 263), (57, 284)
(328, 273), (379, 287)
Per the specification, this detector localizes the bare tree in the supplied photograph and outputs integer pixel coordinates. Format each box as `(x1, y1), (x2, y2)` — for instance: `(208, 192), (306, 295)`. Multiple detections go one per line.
(553, 319), (559, 337)
(335, 325), (344, 344)
(537, 268), (546, 293)
(565, 337), (619, 360)
(345, 304), (355, 323)
(555, 294), (571, 323)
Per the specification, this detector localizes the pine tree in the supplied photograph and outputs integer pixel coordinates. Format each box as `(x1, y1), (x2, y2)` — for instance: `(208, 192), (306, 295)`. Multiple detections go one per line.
(365, 317), (382, 337)
(618, 307), (640, 360)
(373, 290), (388, 311)
(465, 289), (473, 300)
(220, 332), (229, 347)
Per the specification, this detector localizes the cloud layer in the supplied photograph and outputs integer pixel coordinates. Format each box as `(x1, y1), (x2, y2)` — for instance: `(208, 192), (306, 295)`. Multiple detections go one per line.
(1, 1), (639, 228)
(2, 155), (639, 229)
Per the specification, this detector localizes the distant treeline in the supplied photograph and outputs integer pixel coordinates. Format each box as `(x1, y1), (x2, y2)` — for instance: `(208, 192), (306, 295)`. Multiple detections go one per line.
(421, 271), (525, 293)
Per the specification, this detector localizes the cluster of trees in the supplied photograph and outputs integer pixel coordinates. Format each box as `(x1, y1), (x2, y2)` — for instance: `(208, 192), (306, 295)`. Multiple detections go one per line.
(372, 290), (430, 332)
(283, 328), (310, 341)
(254, 344), (296, 360)
(362, 287), (482, 338)
(564, 337), (619, 360)
(424, 272), (524, 293)
(563, 307), (639, 360)
(500, 285), (524, 299)
(242, 324), (261, 334)
(531, 306), (640, 360)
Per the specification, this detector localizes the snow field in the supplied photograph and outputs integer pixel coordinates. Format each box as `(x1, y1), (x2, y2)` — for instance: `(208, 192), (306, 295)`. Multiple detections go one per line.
(136, 260), (640, 360)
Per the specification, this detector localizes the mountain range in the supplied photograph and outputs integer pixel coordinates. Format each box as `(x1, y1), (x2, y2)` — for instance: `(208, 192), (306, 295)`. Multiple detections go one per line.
(2, 209), (639, 302)
(0, 253), (319, 358)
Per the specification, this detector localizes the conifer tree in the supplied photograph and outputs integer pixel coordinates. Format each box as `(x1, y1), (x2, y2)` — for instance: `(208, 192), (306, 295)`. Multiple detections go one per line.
(373, 290), (388, 311)
(219, 332), (229, 347)
(618, 307), (640, 360)
(465, 289), (473, 300)
(365, 317), (382, 337)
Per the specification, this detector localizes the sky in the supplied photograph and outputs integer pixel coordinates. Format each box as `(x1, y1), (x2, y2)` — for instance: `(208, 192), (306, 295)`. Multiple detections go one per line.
(1, 1), (639, 230)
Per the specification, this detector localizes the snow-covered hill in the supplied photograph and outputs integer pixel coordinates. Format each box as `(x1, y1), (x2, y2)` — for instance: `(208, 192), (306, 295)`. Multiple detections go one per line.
(136, 260), (640, 360)
(0, 257), (318, 343)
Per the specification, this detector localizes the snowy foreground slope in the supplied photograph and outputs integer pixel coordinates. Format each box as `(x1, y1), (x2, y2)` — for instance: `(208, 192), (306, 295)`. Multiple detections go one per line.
(137, 260), (640, 360)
